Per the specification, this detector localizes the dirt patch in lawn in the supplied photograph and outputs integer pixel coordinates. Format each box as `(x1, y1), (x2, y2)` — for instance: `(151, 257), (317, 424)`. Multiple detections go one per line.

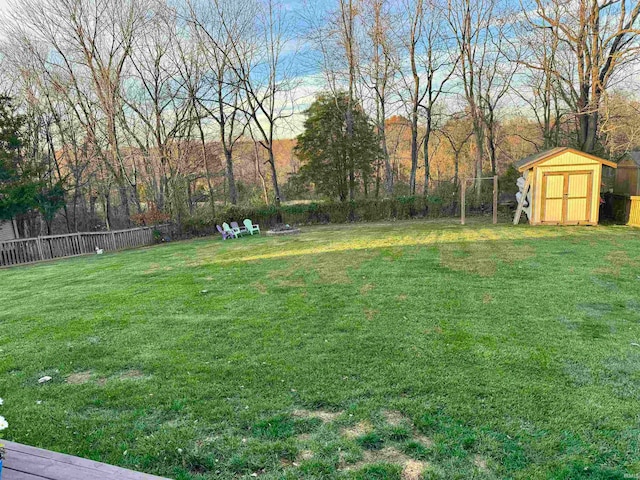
(341, 447), (428, 478)
(295, 433), (312, 442)
(118, 369), (146, 380)
(383, 410), (411, 426)
(414, 434), (434, 448)
(66, 371), (92, 384)
(341, 420), (374, 439)
(473, 455), (489, 471)
(292, 409), (343, 423)
(297, 450), (314, 462)
(397, 294), (408, 301)
(402, 459), (428, 480)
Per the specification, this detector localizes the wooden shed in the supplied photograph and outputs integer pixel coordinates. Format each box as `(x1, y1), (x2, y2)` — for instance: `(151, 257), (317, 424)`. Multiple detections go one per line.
(514, 147), (617, 225)
(614, 152), (640, 196)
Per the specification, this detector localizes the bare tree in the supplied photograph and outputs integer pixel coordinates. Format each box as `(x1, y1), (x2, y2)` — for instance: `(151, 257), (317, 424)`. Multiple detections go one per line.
(397, 0), (458, 195)
(358, 0), (397, 196)
(448, 0), (515, 196)
(526, 0), (640, 153)
(208, 0), (297, 206)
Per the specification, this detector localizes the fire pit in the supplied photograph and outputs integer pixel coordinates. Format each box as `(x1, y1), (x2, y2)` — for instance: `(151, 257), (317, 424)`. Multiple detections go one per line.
(266, 224), (301, 236)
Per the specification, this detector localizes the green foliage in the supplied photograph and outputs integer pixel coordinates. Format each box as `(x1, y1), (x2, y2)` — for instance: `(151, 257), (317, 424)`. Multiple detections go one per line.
(0, 96), (65, 225)
(35, 182), (66, 223)
(499, 164), (520, 197)
(181, 196), (458, 236)
(295, 92), (382, 201)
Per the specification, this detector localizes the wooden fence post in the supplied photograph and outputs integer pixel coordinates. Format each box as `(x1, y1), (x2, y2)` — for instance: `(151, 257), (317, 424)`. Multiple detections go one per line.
(111, 231), (117, 251)
(493, 175), (498, 225)
(36, 237), (45, 261)
(461, 180), (466, 225)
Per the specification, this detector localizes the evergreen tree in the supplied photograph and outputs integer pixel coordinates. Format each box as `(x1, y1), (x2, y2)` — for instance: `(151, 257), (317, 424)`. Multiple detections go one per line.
(295, 93), (381, 201)
(0, 96), (65, 233)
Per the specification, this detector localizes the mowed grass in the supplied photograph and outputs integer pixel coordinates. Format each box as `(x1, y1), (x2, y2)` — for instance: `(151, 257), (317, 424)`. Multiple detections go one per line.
(1, 220), (640, 479)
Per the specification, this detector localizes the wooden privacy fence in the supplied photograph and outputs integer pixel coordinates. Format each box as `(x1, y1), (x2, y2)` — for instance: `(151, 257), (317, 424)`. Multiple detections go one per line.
(0, 225), (169, 268)
(630, 196), (640, 227)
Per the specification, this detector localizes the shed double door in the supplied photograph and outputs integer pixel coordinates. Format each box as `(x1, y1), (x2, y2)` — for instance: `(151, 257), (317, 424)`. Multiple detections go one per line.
(541, 171), (592, 224)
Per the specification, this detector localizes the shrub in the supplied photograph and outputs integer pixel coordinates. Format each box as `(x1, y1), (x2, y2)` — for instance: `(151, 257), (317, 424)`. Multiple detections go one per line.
(181, 195), (459, 237)
(131, 208), (171, 226)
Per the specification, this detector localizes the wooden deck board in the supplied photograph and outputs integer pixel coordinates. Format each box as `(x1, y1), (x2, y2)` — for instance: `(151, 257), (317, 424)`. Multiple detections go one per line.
(3, 441), (170, 480)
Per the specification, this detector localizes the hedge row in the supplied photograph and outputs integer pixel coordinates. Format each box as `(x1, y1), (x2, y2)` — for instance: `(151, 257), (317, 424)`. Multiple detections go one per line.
(181, 196), (474, 235)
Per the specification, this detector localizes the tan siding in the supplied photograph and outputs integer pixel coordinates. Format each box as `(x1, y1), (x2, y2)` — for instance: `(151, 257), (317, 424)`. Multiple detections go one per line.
(531, 152), (602, 224)
(538, 151), (600, 167)
(630, 197), (640, 227)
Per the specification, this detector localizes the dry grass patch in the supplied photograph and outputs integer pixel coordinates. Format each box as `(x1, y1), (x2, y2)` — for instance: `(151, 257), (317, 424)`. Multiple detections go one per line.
(295, 433), (312, 442)
(383, 410), (411, 426)
(341, 420), (374, 439)
(66, 371), (92, 385)
(402, 459), (428, 480)
(342, 447), (428, 477)
(143, 263), (174, 274)
(473, 455), (489, 471)
(268, 251), (374, 286)
(360, 283), (374, 295)
(252, 281), (268, 294)
(312, 251), (375, 284)
(415, 434), (434, 448)
(297, 450), (314, 462)
(118, 369), (146, 380)
(439, 242), (534, 277)
(397, 294), (408, 301)
(364, 308), (379, 320)
(593, 250), (640, 276)
(439, 243), (497, 276)
(292, 409), (343, 423)
(482, 293), (494, 304)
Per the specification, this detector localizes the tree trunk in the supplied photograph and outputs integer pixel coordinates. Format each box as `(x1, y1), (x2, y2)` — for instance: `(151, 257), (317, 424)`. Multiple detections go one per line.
(267, 147), (281, 205)
(422, 132), (430, 196)
(224, 148), (238, 204)
(118, 184), (130, 227)
(409, 110), (419, 195)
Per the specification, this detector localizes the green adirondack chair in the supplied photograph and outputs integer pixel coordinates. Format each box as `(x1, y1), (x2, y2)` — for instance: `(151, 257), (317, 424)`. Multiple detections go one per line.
(243, 219), (260, 235)
(222, 222), (238, 239)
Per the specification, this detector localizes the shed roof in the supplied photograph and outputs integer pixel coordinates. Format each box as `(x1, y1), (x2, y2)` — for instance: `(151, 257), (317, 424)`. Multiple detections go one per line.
(515, 147), (617, 172)
(625, 151), (640, 167)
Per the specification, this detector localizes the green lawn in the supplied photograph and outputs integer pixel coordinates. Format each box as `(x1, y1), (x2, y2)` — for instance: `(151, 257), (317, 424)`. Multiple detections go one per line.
(1, 220), (639, 479)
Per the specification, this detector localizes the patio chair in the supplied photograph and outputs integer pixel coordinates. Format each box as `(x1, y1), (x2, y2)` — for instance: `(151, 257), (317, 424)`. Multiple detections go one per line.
(231, 221), (248, 236)
(217, 224), (236, 240)
(243, 218), (260, 235)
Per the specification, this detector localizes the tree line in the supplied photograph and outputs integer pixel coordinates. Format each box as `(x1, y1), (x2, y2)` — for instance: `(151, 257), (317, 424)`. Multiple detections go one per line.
(0, 0), (638, 236)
